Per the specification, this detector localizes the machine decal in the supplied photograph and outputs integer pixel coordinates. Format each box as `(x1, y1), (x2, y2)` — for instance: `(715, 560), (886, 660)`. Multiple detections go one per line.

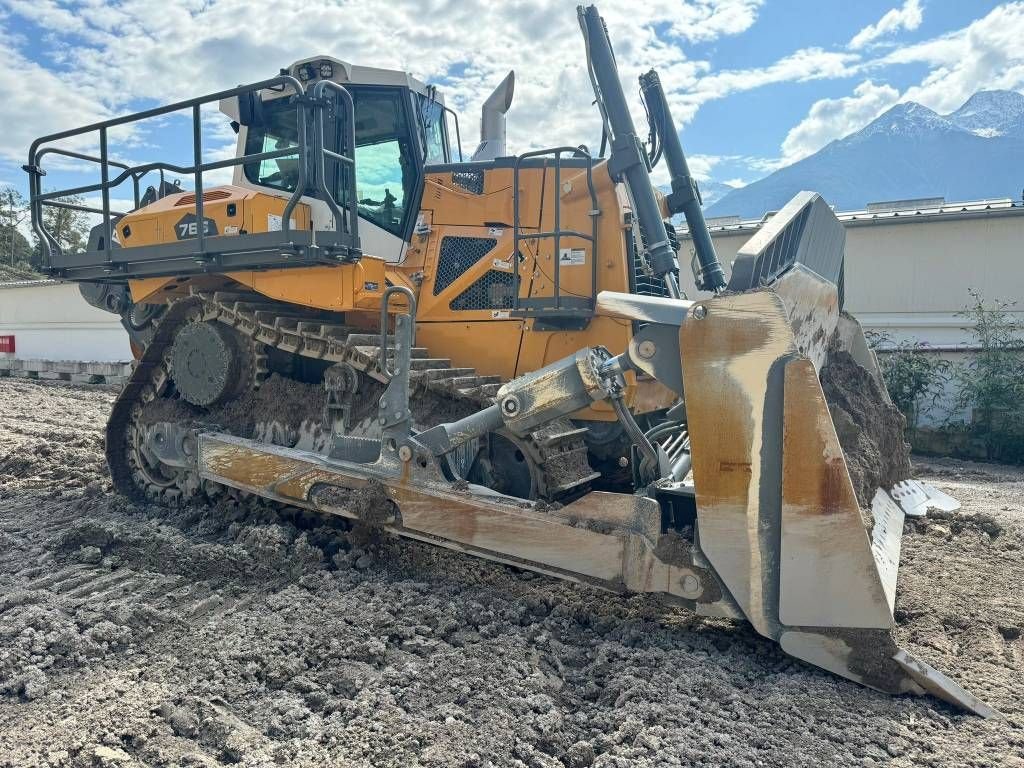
(174, 213), (218, 240)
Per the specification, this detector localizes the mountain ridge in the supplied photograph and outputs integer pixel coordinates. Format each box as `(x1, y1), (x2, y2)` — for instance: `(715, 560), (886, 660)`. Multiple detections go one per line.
(706, 90), (1024, 218)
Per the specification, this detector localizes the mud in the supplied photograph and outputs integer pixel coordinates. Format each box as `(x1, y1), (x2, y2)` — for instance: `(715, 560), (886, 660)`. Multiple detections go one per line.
(822, 349), (912, 507)
(1, 379), (1022, 767)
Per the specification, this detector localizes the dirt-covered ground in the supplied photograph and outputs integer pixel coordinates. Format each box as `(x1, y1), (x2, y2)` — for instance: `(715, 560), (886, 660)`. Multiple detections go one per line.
(0, 378), (1021, 768)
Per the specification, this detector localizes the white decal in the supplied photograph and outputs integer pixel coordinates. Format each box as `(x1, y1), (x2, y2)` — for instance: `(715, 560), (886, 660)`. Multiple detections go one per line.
(267, 213), (298, 232)
(558, 247), (586, 266)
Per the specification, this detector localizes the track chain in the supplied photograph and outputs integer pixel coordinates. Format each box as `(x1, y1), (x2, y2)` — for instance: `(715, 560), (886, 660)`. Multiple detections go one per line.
(106, 288), (597, 504)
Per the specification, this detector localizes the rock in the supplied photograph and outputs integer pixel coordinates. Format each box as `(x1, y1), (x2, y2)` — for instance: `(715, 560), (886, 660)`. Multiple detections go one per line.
(355, 553), (374, 570)
(562, 741), (595, 768)
(91, 745), (132, 766)
(77, 545), (103, 564)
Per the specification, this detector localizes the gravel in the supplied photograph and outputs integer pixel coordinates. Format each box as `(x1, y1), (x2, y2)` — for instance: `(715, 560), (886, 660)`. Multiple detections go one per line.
(0, 378), (1021, 767)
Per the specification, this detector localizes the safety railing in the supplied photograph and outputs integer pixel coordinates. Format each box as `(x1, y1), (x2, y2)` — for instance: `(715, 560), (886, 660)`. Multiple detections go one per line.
(512, 147), (599, 324)
(25, 74), (360, 277)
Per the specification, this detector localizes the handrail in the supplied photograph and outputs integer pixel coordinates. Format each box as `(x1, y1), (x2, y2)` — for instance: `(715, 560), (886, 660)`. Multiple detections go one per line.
(512, 146), (599, 316)
(25, 73), (362, 272)
(310, 79), (360, 255)
(379, 285), (417, 377)
(26, 75), (307, 267)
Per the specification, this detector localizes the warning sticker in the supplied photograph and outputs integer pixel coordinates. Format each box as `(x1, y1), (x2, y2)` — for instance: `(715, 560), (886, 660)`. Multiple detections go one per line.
(491, 310), (511, 319)
(492, 258), (512, 271)
(488, 227), (504, 237)
(558, 247), (586, 266)
(267, 213), (297, 232)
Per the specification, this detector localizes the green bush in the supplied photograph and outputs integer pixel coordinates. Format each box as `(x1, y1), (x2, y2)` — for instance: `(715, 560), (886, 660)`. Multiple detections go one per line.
(953, 289), (1024, 462)
(866, 331), (951, 430)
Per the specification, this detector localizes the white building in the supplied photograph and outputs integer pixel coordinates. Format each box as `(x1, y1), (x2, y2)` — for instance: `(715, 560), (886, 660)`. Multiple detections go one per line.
(0, 280), (130, 362)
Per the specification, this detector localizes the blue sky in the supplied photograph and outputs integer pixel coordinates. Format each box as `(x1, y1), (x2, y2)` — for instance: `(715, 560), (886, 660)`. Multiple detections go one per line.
(0, 0), (1020, 208)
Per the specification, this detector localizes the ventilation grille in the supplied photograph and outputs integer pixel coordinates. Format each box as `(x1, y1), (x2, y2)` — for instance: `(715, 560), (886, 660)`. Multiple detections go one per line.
(175, 189), (232, 206)
(452, 170), (485, 195)
(628, 229), (672, 299)
(434, 236), (497, 295)
(450, 270), (516, 311)
(746, 205), (811, 286)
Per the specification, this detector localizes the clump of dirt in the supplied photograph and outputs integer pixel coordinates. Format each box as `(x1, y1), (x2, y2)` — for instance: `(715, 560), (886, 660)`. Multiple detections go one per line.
(821, 349), (911, 506)
(211, 373), (326, 438)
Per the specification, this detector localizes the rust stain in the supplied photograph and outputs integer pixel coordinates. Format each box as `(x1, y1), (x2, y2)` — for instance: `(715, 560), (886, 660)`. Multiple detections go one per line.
(781, 360), (859, 517)
(202, 442), (305, 488)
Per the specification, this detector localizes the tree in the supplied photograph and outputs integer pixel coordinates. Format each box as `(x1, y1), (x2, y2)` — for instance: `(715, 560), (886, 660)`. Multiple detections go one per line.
(0, 188), (32, 267)
(954, 289), (1024, 461)
(33, 193), (91, 268)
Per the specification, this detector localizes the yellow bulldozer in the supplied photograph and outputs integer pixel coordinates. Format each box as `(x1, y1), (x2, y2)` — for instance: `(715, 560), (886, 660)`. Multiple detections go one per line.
(26, 4), (992, 715)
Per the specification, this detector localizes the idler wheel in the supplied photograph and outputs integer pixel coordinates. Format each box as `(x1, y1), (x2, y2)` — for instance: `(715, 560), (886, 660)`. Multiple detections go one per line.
(169, 321), (249, 407)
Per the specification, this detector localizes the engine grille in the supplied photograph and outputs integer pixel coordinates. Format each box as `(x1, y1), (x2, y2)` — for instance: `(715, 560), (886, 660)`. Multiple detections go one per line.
(434, 236), (497, 295)
(450, 270), (516, 311)
(452, 170), (485, 195)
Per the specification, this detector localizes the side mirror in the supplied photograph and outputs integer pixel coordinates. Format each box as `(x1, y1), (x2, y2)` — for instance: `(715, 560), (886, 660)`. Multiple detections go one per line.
(237, 90), (264, 128)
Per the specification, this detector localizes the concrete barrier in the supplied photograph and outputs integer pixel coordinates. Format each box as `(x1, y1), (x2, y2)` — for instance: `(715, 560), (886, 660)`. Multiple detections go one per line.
(0, 356), (132, 385)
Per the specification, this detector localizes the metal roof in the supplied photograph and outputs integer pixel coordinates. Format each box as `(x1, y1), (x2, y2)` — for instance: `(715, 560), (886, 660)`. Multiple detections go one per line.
(683, 197), (1024, 236)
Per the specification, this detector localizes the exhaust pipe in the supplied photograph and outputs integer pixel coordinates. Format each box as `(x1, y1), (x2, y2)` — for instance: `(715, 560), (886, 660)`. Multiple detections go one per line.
(471, 70), (515, 161)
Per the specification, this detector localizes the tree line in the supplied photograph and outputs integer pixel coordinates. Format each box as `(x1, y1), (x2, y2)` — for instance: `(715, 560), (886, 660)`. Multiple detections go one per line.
(0, 189), (89, 278)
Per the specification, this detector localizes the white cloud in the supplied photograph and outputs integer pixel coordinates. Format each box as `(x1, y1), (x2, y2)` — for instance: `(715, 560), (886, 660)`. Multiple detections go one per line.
(781, 80), (899, 162)
(849, 0), (923, 50)
(0, 0), (768, 178)
(883, 2), (1024, 114)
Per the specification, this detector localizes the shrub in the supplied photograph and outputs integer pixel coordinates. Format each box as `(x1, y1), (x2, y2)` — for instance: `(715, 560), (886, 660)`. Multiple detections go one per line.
(953, 289), (1024, 462)
(866, 331), (951, 430)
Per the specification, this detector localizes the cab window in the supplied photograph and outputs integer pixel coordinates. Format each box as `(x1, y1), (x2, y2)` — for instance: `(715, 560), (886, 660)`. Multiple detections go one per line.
(243, 86), (419, 237)
(351, 89), (416, 236)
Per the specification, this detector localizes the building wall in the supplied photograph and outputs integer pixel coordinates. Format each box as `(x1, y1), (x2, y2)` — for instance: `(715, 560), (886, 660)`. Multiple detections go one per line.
(678, 211), (1024, 424)
(0, 281), (130, 362)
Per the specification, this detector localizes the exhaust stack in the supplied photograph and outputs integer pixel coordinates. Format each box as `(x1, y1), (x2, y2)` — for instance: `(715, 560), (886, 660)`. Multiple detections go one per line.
(471, 70), (515, 161)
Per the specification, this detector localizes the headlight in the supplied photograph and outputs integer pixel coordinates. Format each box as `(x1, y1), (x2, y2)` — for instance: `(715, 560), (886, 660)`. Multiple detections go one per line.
(319, 61), (333, 79)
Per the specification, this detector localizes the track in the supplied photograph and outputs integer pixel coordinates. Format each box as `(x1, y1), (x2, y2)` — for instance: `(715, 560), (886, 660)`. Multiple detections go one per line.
(107, 289), (598, 505)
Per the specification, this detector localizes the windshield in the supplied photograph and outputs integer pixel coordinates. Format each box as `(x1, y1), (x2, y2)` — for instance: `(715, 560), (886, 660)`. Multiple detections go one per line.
(243, 86), (422, 237)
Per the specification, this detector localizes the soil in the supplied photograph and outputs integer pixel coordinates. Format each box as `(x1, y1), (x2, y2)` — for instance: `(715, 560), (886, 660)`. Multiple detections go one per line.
(822, 349), (912, 507)
(0, 378), (1022, 767)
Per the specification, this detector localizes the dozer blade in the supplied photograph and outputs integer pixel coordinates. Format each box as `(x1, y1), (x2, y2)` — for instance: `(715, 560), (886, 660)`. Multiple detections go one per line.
(676, 192), (995, 716)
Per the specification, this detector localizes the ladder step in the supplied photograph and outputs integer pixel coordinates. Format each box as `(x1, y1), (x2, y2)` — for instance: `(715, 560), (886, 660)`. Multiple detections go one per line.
(346, 333), (380, 346)
(410, 358), (452, 370)
(540, 427), (590, 447)
(416, 367), (475, 381)
(449, 375), (499, 388)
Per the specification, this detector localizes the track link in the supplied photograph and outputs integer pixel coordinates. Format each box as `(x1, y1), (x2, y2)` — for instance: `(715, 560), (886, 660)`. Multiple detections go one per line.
(107, 289), (597, 504)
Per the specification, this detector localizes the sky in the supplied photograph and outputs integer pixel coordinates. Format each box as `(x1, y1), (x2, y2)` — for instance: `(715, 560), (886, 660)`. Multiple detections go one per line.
(1, 0), (1022, 209)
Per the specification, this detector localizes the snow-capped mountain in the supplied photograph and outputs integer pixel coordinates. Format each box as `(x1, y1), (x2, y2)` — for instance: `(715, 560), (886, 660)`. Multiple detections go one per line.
(706, 90), (1024, 219)
(947, 90), (1024, 138)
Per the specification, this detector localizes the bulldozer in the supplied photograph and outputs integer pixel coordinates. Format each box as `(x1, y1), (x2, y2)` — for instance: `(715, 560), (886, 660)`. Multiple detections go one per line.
(25, 5), (993, 715)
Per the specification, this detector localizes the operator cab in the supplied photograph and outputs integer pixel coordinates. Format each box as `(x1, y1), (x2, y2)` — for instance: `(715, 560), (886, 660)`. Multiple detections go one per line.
(222, 56), (455, 263)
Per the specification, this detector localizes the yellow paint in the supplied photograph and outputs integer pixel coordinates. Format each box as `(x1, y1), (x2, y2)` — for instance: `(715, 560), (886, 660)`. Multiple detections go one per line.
(121, 160), (679, 418)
